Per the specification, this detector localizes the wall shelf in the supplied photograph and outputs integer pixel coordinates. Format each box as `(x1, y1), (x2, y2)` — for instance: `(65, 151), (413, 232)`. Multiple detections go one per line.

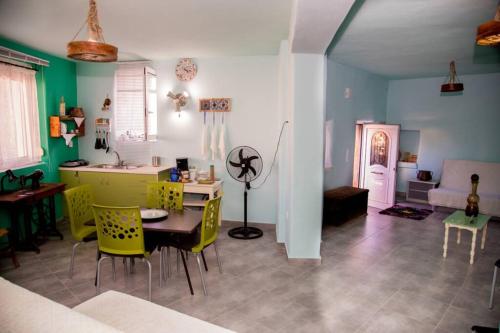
(50, 116), (85, 138)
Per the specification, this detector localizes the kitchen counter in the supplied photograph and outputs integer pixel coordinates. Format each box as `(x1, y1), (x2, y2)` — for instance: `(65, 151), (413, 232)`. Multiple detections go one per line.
(59, 165), (171, 175)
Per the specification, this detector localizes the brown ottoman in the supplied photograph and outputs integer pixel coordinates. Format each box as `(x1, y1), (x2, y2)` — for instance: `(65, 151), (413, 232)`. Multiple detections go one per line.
(323, 186), (369, 225)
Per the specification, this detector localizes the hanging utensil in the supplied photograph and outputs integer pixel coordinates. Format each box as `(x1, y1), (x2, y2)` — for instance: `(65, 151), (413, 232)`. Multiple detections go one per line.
(106, 131), (110, 153)
(95, 130), (102, 149)
(101, 129), (107, 150)
(94, 130), (100, 149)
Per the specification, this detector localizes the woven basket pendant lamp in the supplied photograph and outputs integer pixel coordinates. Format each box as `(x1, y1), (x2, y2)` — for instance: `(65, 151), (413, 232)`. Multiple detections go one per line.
(476, 2), (500, 46)
(441, 61), (464, 93)
(67, 0), (117, 62)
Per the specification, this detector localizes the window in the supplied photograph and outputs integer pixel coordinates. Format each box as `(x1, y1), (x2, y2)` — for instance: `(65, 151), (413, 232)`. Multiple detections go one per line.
(370, 131), (388, 167)
(114, 65), (157, 142)
(0, 63), (42, 169)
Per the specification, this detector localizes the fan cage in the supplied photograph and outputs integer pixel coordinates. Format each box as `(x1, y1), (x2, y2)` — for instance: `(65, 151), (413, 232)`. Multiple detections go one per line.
(226, 146), (263, 183)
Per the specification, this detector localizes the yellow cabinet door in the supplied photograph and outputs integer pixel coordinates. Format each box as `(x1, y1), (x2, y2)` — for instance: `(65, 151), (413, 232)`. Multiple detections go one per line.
(77, 172), (159, 207)
(59, 170), (81, 218)
(59, 170), (80, 189)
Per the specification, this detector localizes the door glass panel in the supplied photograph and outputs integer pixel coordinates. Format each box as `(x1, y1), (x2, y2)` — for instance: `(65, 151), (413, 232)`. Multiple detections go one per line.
(370, 131), (388, 167)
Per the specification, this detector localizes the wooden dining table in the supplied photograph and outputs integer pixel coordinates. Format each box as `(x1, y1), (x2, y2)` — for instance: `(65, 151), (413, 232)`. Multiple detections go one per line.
(141, 209), (202, 233)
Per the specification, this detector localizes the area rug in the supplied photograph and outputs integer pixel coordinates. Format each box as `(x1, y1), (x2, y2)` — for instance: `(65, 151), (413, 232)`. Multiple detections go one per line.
(379, 205), (433, 220)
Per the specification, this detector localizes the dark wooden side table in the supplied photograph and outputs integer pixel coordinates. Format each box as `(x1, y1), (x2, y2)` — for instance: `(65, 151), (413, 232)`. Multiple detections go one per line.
(0, 183), (66, 253)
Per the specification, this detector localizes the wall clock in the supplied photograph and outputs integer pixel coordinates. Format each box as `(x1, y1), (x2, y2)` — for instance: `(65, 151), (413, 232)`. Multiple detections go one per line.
(176, 58), (197, 81)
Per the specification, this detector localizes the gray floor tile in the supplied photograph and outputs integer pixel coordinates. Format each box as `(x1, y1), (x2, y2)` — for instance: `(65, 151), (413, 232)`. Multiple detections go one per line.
(2, 204), (499, 332)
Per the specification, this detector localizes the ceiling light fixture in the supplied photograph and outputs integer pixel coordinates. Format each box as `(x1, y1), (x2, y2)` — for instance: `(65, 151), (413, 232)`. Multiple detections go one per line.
(167, 91), (189, 117)
(476, 2), (500, 46)
(441, 61), (464, 93)
(67, 0), (118, 62)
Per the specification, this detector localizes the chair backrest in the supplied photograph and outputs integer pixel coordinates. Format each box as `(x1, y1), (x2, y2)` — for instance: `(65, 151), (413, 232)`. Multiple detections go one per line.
(196, 196), (222, 250)
(146, 182), (165, 209)
(146, 181), (184, 211)
(92, 205), (145, 256)
(164, 182), (184, 211)
(64, 185), (94, 240)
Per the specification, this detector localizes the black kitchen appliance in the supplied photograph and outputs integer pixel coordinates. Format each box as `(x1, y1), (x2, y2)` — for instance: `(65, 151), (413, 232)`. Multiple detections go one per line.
(176, 158), (189, 171)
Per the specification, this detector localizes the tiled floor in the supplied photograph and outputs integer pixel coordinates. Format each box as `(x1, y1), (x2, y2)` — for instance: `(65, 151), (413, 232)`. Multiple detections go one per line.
(1, 205), (500, 332)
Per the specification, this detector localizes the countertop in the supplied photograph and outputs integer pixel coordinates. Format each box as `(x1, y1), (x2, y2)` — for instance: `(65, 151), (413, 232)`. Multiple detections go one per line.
(59, 165), (171, 175)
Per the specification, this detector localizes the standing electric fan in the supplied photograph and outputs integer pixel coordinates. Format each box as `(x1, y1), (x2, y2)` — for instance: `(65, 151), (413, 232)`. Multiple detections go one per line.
(226, 146), (263, 239)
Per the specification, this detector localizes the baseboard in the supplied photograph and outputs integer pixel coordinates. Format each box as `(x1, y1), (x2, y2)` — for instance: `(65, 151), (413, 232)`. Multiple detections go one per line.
(222, 219), (275, 225)
(287, 257), (322, 265)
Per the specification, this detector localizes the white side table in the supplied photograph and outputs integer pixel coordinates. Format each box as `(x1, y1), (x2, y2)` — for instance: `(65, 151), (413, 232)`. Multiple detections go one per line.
(407, 178), (439, 204)
(442, 210), (491, 264)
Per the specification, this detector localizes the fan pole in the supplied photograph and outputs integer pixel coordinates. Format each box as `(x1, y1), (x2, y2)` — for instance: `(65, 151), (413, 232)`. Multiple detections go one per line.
(227, 182), (263, 240)
(244, 187), (248, 229)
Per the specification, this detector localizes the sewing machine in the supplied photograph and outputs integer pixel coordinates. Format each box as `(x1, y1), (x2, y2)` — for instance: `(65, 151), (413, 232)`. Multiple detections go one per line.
(19, 170), (44, 190)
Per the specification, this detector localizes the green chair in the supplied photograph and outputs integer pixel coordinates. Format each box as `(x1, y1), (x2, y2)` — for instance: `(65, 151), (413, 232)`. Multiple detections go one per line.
(92, 204), (152, 301)
(64, 185), (98, 278)
(147, 181), (185, 287)
(146, 181), (184, 211)
(172, 196), (223, 296)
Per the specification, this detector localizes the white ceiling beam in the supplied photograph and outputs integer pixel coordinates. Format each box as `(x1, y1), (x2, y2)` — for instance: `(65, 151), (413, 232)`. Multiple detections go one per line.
(290, 0), (355, 54)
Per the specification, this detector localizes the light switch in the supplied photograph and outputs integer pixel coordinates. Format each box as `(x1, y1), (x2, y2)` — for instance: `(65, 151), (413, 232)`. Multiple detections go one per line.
(344, 88), (352, 99)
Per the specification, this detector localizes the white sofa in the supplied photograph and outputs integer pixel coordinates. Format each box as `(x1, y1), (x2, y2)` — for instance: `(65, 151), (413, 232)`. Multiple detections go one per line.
(0, 277), (233, 333)
(429, 159), (500, 217)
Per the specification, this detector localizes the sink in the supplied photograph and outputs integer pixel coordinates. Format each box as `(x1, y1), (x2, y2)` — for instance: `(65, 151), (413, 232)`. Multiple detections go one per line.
(92, 164), (117, 169)
(90, 164), (144, 170)
(120, 165), (143, 170)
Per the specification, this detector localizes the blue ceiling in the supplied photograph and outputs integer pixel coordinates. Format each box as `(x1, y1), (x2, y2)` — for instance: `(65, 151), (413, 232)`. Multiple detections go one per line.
(329, 0), (500, 78)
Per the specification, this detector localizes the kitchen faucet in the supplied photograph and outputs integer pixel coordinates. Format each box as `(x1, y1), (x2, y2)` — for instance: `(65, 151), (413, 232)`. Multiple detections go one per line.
(113, 151), (124, 166)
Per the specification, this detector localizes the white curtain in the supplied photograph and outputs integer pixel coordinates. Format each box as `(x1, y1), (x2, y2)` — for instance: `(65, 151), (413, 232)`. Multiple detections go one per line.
(0, 63), (42, 169)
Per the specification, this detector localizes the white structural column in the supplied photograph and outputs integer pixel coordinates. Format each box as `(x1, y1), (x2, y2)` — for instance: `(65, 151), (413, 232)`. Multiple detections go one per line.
(276, 40), (291, 244)
(285, 53), (326, 259)
(275, 0), (355, 259)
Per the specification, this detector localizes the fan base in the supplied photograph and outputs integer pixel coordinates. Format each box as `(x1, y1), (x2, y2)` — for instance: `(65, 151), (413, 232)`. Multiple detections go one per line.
(228, 226), (263, 239)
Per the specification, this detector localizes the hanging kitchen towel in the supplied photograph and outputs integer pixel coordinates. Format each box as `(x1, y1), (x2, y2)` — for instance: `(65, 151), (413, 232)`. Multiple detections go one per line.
(210, 123), (218, 160)
(201, 122), (209, 160)
(218, 121), (227, 160)
(62, 133), (76, 148)
(324, 119), (333, 169)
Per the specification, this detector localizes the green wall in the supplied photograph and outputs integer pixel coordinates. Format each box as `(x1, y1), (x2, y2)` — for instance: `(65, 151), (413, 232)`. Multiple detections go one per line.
(0, 37), (78, 229)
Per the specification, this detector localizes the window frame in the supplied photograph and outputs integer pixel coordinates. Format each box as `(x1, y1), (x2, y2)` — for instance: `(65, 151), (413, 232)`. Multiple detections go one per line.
(0, 62), (42, 170)
(113, 65), (157, 143)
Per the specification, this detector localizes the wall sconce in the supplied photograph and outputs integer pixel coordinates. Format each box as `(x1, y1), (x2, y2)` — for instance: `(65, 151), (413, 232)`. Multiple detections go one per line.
(167, 91), (189, 117)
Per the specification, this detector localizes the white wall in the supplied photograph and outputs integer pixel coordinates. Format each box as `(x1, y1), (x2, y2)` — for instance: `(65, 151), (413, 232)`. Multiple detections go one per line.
(76, 56), (280, 224)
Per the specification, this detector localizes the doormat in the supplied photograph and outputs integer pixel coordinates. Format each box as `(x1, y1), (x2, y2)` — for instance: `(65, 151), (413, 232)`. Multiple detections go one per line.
(379, 205), (433, 220)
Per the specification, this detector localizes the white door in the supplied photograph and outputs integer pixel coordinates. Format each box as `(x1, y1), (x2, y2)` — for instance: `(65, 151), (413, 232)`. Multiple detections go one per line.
(360, 124), (400, 209)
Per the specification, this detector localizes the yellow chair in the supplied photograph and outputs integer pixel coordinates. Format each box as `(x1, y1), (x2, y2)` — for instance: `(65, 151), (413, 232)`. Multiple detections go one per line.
(146, 181), (184, 211)
(64, 185), (98, 278)
(147, 181), (185, 287)
(172, 196), (222, 295)
(92, 204), (152, 301)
